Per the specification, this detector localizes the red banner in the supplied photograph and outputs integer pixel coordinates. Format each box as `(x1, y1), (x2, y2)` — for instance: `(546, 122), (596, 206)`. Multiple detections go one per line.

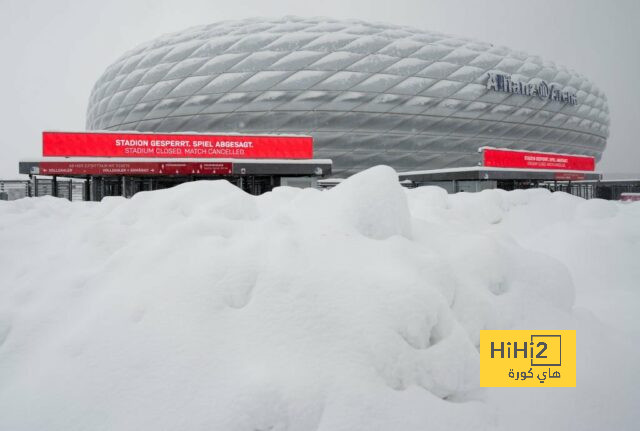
(43, 132), (313, 159)
(483, 148), (595, 171)
(39, 161), (232, 176)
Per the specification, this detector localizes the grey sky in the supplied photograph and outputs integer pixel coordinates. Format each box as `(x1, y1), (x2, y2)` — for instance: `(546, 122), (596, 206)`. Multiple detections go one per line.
(1, 0), (638, 178)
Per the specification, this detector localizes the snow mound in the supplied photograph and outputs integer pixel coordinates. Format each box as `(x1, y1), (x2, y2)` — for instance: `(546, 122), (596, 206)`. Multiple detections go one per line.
(321, 165), (412, 239)
(0, 167), (638, 430)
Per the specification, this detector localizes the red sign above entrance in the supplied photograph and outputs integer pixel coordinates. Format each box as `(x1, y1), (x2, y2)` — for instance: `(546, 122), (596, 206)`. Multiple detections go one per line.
(42, 131), (313, 159)
(39, 161), (233, 176)
(554, 172), (586, 181)
(482, 148), (595, 171)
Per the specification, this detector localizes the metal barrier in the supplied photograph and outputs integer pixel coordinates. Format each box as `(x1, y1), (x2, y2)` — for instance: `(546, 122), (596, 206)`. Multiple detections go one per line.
(542, 182), (595, 199)
(0, 180), (30, 201)
(542, 180), (640, 200)
(0, 178), (87, 201)
(32, 178), (86, 201)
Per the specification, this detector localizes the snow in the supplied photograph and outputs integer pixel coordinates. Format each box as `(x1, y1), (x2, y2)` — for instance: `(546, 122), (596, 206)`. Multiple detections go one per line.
(0, 165), (638, 430)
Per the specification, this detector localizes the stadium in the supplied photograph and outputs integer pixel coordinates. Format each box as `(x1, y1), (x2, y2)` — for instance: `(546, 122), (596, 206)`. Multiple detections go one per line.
(85, 16), (609, 176)
(14, 16), (626, 201)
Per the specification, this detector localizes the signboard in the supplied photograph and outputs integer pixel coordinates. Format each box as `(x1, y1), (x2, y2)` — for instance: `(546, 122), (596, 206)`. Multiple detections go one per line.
(39, 161), (232, 176)
(486, 73), (578, 105)
(42, 132), (313, 159)
(554, 172), (586, 181)
(482, 148), (595, 171)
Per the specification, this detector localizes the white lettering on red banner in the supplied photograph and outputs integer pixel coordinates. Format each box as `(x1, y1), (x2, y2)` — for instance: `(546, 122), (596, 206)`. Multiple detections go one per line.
(482, 148), (595, 171)
(554, 172), (586, 181)
(42, 132), (313, 159)
(39, 161), (233, 176)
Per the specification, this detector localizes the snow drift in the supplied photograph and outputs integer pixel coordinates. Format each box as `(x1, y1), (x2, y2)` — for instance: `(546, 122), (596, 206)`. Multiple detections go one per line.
(0, 166), (638, 430)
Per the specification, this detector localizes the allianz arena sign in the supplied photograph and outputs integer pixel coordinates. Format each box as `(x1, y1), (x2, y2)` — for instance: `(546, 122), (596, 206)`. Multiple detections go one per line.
(486, 73), (578, 105)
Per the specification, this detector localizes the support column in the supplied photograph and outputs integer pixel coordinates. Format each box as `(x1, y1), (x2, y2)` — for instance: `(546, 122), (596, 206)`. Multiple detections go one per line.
(89, 176), (96, 201)
(84, 178), (90, 201)
(122, 176), (127, 198)
(52, 176), (58, 197)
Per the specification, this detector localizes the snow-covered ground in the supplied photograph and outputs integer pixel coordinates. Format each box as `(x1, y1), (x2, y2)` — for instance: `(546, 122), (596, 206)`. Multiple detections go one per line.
(0, 166), (638, 430)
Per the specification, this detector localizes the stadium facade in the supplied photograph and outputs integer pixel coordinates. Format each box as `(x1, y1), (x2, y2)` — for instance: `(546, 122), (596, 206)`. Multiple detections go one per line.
(86, 17), (609, 177)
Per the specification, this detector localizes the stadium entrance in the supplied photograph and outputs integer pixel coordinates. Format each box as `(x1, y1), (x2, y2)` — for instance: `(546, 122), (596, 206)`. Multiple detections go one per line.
(18, 131), (331, 201)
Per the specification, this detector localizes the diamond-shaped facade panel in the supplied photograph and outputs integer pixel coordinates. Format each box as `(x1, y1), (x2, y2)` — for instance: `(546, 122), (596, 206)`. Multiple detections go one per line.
(86, 16), (609, 176)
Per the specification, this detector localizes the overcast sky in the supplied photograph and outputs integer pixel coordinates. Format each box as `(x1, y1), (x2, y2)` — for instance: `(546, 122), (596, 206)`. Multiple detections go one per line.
(1, 0), (638, 178)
